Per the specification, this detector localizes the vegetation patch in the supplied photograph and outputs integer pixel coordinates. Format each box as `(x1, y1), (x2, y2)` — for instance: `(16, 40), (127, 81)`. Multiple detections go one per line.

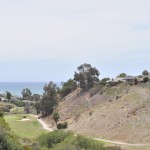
(37, 130), (111, 150)
(4, 114), (47, 139)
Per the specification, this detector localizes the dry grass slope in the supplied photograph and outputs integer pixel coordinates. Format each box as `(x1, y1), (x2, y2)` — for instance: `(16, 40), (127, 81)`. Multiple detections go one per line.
(43, 83), (150, 144)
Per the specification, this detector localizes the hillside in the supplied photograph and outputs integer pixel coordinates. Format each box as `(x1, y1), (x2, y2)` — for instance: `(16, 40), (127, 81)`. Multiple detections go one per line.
(43, 83), (150, 144)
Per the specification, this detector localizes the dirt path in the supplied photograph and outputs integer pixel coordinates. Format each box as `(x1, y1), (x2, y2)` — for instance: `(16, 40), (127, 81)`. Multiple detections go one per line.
(94, 138), (150, 147)
(30, 114), (150, 147)
(30, 115), (53, 132)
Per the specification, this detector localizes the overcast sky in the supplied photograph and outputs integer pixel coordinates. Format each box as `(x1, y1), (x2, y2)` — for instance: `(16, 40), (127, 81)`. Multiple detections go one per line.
(0, 0), (150, 82)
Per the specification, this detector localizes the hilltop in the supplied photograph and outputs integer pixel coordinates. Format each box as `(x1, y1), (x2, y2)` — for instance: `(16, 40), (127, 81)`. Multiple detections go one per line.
(43, 82), (150, 144)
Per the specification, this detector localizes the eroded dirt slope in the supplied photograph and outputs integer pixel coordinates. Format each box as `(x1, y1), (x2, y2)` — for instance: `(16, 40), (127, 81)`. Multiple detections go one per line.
(43, 83), (150, 144)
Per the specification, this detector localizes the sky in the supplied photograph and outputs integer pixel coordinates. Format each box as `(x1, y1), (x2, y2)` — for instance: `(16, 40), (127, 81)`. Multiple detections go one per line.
(0, 0), (150, 82)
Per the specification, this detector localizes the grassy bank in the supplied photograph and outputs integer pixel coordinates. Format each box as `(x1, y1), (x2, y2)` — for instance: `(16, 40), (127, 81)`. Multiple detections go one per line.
(4, 114), (47, 139)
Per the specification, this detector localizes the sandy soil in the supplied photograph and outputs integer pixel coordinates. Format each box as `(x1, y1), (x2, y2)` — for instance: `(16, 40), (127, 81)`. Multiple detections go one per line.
(18, 118), (30, 121)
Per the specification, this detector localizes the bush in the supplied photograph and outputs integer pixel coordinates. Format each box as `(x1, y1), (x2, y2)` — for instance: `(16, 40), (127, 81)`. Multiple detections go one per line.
(11, 100), (26, 107)
(38, 130), (73, 149)
(57, 122), (68, 129)
(57, 123), (62, 129)
(38, 131), (120, 150)
(0, 113), (23, 150)
(53, 112), (60, 125)
(74, 135), (106, 150)
(62, 122), (68, 128)
(143, 77), (149, 83)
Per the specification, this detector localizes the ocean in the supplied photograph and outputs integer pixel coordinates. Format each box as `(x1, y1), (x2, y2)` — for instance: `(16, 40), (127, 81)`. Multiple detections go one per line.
(0, 82), (61, 96)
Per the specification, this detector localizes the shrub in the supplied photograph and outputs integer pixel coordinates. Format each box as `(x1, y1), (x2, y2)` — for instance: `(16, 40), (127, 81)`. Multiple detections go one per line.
(143, 77), (149, 83)
(74, 135), (106, 150)
(89, 111), (93, 116)
(38, 131), (120, 150)
(53, 112), (60, 125)
(0, 110), (4, 117)
(57, 123), (62, 129)
(57, 122), (68, 129)
(11, 100), (26, 107)
(38, 130), (73, 148)
(62, 122), (68, 129)
(0, 113), (23, 150)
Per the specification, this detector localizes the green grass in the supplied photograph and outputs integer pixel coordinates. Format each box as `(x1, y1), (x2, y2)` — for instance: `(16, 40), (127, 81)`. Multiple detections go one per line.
(4, 114), (47, 139)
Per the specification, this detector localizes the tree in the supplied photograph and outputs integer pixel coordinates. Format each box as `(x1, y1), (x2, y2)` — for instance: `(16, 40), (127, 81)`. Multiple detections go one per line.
(134, 78), (138, 85)
(74, 63), (100, 90)
(35, 100), (41, 114)
(6, 91), (12, 100)
(53, 112), (60, 125)
(24, 103), (30, 114)
(142, 70), (149, 76)
(40, 82), (58, 116)
(30, 94), (41, 102)
(100, 78), (110, 86)
(117, 73), (127, 78)
(60, 79), (77, 97)
(21, 88), (32, 99)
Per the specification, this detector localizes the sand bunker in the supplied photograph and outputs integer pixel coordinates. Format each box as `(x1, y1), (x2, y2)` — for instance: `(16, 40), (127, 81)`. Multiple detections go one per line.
(18, 118), (30, 121)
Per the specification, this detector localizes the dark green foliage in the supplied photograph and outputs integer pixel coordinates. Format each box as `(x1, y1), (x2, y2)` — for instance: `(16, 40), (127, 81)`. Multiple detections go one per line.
(35, 101), (41, 114)
(142, 70), (149, 76)
(30, 94), (41, 101)
(38, 130), (73, 148)
(57, 123), (62, 129)
(53, 112), (60, 125)
(11, 100), (26, 107)
(6, 91), (12, 100)
(100, 78), (110, 86)
(62, 122), (68, 129)
(74, 63), (100, 90)
(40, 82), (58, 116)
(60, 79), (77, 98)
(22, 88), (32, 99)
(134, 78), (138, 85)
(57, 122), (68, 129)
(0, 110), (4, 117)
(117, 73), (127, 78)
(143, 77), (149, 83)
(0, 112), (23, 150)
(73, 135), (106, 150)
(37, 131), (113, 150)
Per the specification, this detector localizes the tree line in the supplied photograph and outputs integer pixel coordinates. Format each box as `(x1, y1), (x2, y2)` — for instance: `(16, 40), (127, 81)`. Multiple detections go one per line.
(3, 64), (150, 117)
(35, 63), (100, 116)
